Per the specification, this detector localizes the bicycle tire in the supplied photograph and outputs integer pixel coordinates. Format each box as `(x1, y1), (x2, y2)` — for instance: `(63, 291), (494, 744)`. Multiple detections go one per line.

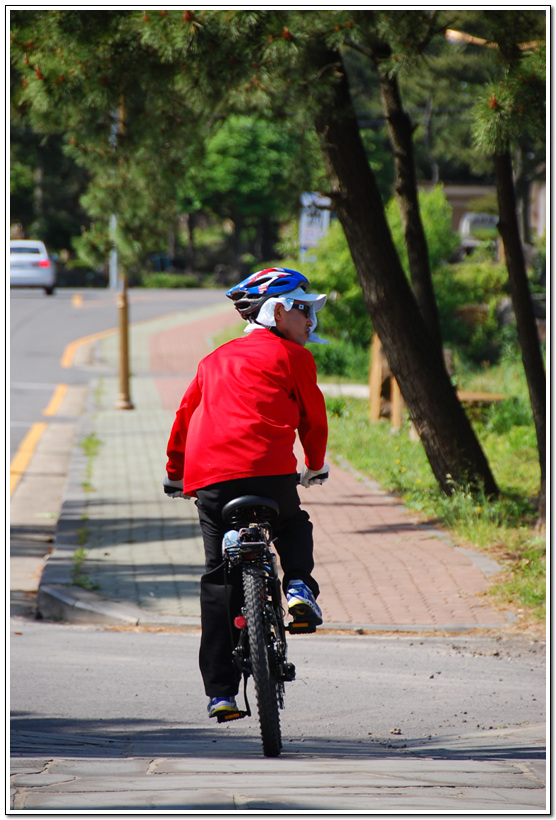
(243, 566), (282, 757)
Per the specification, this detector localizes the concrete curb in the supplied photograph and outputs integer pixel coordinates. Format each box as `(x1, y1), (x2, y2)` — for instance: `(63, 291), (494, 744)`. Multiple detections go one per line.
(37, 583), (144, 626)
(37, 582), (202, 629)
(38, 558), (510, 637)
(38, 576), (501, 635)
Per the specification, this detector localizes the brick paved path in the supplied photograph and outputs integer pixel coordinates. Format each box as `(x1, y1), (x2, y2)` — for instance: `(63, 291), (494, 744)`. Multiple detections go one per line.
(149, 312), (508, 631)
(150, 309), (240, 411)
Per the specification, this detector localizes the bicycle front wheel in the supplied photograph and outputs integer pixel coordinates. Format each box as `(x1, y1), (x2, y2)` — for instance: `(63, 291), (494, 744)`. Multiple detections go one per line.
(243, 566), (282, 757)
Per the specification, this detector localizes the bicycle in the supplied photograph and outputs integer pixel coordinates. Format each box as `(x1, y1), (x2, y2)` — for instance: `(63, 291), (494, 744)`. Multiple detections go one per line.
(216, 493), (316, 757)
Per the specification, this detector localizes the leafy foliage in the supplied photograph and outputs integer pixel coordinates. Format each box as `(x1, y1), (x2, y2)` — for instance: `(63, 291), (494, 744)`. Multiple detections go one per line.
(10, 9), (545, 271)
(140, 272), (200, 289)
(178, 114), (319, 260)
(434, 253), (510, 361)
(298, 221), (372, 348)
(283, 185), (458, 351)
(311, 337), (370, 382)
(470, 14), (546, 154)
(10, 129), (90, 251)
(386, 185), (459, 274)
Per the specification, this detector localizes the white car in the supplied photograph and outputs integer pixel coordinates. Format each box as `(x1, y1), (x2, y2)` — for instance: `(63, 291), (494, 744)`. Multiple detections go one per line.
(10, 239), (57, 295)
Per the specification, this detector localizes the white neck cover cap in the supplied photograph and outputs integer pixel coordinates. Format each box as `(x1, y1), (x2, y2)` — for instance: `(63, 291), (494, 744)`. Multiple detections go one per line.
(244, 290), (328, 344)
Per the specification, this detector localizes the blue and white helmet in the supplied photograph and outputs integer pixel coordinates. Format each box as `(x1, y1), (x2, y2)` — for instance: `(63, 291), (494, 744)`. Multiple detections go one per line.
(226, 268), (310, 321)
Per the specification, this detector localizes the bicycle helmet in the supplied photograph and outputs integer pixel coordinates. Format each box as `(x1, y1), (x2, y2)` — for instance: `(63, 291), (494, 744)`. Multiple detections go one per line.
(226, 268), (310, 321)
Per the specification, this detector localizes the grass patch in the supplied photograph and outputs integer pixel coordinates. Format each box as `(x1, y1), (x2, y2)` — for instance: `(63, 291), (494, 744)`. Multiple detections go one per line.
(489, 539), (546, 615)
(70, 547), (99, 591)
(77, 526), (89, 546)
(79, 432), (101, 491)
(80, 432), (101, 459)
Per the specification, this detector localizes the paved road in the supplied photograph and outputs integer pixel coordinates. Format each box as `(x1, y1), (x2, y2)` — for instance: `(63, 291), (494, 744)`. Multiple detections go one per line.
(10, 619), (546, 811)
(9, 288), (228, 616)
(9, 288), (547, 812)
(10, 288), (226, 457)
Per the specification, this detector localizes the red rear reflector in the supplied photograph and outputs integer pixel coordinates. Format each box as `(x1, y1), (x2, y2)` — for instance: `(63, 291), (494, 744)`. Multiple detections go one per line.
(234, 615), (247, 629)
(39, 260), (50, 268)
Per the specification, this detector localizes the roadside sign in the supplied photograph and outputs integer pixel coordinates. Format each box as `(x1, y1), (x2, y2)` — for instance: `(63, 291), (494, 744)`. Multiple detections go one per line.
(299, 192), (332, 259)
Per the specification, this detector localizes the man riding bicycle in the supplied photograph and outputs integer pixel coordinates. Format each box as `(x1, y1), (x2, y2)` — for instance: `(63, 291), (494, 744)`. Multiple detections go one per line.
(164, 268), (329, 719)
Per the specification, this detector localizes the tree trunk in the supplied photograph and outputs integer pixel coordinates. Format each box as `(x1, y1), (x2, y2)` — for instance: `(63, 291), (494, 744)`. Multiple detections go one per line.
(232, 211), (244, 263)
(493, 150), (546, 523)
(312, 48), (498, 496)
(186, 212), (196, 273)
(255, 215), (276, 262)
(378, 70), (443, 352)
(168, 225), (176, 261)
(33, 165), (44, 220)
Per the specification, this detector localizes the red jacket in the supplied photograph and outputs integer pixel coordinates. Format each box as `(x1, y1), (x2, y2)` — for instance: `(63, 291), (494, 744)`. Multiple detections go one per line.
(166, 330), (328, 495)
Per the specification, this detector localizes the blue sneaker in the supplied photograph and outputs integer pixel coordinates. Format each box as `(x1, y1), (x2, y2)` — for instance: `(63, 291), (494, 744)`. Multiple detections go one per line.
(286, 580), (323, 626)
(208, 696), (239, 719)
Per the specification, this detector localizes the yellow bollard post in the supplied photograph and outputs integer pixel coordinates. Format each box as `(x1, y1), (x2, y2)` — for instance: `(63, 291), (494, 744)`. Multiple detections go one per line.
(115, 274), (134, 410)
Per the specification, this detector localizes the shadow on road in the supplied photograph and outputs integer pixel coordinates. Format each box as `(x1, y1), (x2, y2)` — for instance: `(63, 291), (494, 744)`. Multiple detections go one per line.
(11, 715), (545, 762)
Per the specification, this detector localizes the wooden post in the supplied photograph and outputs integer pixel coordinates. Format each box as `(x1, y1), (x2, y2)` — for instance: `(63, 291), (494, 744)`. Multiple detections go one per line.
(369, 334), (382, 422)
(390, 377), (403, 431)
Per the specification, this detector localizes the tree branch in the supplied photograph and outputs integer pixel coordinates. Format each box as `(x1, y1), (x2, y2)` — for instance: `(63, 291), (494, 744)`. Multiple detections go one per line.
(445, 28), (541, 51)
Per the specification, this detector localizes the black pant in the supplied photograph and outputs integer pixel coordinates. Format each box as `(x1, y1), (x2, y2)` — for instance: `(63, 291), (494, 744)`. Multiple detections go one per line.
(195, 474), (319, 697)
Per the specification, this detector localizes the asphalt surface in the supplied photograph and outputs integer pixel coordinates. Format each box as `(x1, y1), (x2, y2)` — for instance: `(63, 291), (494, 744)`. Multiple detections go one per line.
(10, 620), (546, 812)
(10, 295), (547, 812)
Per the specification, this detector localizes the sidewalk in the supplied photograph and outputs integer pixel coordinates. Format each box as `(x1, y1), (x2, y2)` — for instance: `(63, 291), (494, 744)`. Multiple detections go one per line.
(38, 303), (511, 632)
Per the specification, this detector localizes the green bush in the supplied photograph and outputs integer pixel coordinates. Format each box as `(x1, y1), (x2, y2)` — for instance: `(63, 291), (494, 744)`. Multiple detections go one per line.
(140, 272), (200, 289)
(530, 232), (546, 292)
(483, 397), (533, 435)
(324, 395), (348, 417)
(276, 185), (513, 371)
(311, 337), (370, 382)
(278, 185), (459, 360)
(386, 184), (460, 274)
(435, 253), (508, 309)
(434, 254), (510, 362)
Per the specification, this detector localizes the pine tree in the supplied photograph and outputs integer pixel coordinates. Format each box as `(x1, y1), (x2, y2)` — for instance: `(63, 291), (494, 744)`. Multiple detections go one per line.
(468, 10), (546, 525)
(10, 10), (220, 268)
(12, 9), (544, 498)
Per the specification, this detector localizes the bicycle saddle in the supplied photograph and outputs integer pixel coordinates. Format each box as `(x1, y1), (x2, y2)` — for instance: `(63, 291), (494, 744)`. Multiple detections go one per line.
(222, 495), (280, 527)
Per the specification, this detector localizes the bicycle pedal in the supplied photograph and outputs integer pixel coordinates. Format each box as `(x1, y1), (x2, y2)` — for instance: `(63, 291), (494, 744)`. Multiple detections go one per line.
(287, 621), (317, 634)
(215, 709), (248, 723)
(282, 662), (296, 681)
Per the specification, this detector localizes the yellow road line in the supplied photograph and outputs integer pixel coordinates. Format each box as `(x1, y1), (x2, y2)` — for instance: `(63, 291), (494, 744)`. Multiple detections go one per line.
(42, 383), (68, 417)
(10, 422), (47, 496)
(61, 328), (116, 368)
(72, 293), (83, 308)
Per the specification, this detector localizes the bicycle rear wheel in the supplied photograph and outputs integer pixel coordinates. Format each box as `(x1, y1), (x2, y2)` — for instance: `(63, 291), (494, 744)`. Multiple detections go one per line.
(243, 566), (282, 757)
